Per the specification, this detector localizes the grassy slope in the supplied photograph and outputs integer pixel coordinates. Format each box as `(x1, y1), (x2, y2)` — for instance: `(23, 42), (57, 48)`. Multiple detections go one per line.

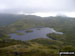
(0, 38), (62, 56)
(0, 38), (75, 56)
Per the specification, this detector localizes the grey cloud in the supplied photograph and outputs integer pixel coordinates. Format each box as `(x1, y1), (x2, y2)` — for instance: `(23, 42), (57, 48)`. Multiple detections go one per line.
(0, 0), (75, 13)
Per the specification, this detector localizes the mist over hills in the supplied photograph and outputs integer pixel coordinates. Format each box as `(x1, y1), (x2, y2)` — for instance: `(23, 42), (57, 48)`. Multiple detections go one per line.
(0, 0), (75, 55)
(0, 13), (74, 26)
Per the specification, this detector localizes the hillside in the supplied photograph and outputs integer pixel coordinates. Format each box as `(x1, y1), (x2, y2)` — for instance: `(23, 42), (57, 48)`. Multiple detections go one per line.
(0, 14), (75, 56)
(0, 38), (75, 56)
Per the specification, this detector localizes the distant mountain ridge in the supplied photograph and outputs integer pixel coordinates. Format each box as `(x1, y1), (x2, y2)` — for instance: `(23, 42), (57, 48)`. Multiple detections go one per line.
(0, 13), (75, 26)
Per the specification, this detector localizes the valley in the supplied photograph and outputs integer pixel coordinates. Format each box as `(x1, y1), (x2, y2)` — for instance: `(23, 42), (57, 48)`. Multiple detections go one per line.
(0, 14), (75, 56)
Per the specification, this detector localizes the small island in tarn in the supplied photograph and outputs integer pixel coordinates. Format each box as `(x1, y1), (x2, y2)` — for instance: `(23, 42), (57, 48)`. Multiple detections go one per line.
(37, 28), (40, 30)
(25, 30), (33, 33)
(16, 32), (24, 35)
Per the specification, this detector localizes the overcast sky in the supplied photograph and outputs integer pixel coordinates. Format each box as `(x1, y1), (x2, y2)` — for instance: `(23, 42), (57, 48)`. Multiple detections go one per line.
(0, 0), (75, 17)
